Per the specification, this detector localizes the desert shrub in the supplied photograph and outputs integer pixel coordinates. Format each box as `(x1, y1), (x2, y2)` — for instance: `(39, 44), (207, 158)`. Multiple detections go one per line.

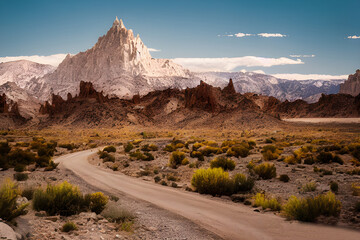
(283, 192), (341, 222)
(232, 173), (254, 192)
(352, 183), (360, 196)
(318, 152), (333, 164)
(35, 155), (51, 167)
(199, 146), (220, 156)
(44, 160), (59, 171)
(0, 179), (29, 221)
(284, 156), (300, 164)
(169, 151), (187, 168)
(0, 142), (11, 155)
(99, 151), (115, 163)
(192, 142), (204, 151)
(302, 182), (317, 192)
(181, 158), (189, 165)
(279, 174), (290, 182)
(303, 157), (315, 165)
(348, 143), (360, 160)
(164, 144), (176, 152)
(21, 185), (35, 200)
(253, 163), (276, 179)
(129, 150), (153, 161)
(141, 144), (158, 152)
(85, 192), (108, 214)
(253, 193), (281, 211)
(101, 201), (134, 223)
(226, 146), (250, 158)
(248, 140), (256, 148)
(166, 175), (178, 181)
(330, 181), (338, 193)
(61, 222), (78, 232)
(262, 145), (281, 161)
(347, 168), (360, 175)
(103, 145), (116, 153)
(190, 151), (204, 161)
(14, 172), (28, 181)
(124, 142), (134, 153)
(355, 201), (360, 212)
(160, 180), (167, 186)
(14, 164), (26, 172)
(210, 156), (235, 171)
(58, 143), (77, 150)
(154, 176), (161, 183)
(33, 181), (84, 216)
(191, 168), (233, 196)
(265, 138), (273, 143)
(332, 155), (344, 165)
(7, 149), (36, 166)
(15, 142), (30, 147)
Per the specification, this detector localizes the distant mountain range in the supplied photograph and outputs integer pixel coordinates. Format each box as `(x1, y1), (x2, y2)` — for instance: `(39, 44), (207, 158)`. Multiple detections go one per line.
(0, 17), (355, 123)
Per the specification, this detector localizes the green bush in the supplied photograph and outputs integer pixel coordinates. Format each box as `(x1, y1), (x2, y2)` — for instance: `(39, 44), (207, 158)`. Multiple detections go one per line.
(191, 168), (233, 196)
(253, 163), (276, 179)
(85, 192), (108, 214)
(279, 174), (290, 182)
(124, 142), (134, 153)
(44, 160), (59, 171)
(169, 151), (187, 169)
(33, 181), (84, 216)
(210, 156), (235, 171)
(61, 222), (78, 232)
(232, 173), (254, 192)
(98, 151), (115, 163)
(129, 150), (154, 161)
(14, 173), (28, 181)
(253, 193), (281, 211)
(0, 179), (28, 221)
(103, 145), (116, 153)
(283, 192), (341, 222)
(200, 146), (221, 156)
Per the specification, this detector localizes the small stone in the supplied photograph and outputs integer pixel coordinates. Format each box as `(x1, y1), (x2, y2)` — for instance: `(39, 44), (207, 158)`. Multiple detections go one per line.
(45, 216), (58, 222)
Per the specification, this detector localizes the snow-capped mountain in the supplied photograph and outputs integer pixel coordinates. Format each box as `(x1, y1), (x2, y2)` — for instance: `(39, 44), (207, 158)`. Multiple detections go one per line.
(0, 60), (55, 88)
(28, 17), (194, 101)
(195, 72), (343, 102)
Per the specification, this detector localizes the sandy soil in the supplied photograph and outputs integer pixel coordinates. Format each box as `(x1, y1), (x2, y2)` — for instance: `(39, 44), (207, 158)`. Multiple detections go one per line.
(283, 118), (360, 123)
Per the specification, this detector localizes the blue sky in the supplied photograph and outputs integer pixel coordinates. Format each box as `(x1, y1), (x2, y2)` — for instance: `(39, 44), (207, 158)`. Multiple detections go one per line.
(0, 0), (359, 79)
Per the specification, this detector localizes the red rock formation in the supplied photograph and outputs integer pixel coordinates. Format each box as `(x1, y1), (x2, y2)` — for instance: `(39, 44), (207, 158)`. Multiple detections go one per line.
(0, 94), (9, 113)
(223, 78), (236, 95)
(78, 81), (108, 103)
(185, 81), (218, 112)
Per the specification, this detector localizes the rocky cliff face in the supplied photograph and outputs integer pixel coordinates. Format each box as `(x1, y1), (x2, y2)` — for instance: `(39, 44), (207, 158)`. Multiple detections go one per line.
(0, 60), (55, 88)
(30, 17), (193, 101)
(339, 69), (360, 96)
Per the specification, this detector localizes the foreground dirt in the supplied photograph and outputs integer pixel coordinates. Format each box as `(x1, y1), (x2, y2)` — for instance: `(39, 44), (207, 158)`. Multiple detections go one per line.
(60, 149), (360, 240)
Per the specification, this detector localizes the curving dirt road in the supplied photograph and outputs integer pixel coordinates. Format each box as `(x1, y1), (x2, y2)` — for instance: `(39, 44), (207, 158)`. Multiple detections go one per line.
(56, 149), (360, 240)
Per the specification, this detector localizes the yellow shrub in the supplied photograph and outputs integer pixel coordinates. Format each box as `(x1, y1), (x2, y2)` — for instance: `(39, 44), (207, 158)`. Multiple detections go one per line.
(253, 193), (281, 211)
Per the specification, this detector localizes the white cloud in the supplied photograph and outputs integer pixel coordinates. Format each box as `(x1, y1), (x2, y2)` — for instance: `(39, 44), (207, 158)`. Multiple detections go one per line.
(258, 33), (286, 38)
(172, 56), (303, 72)
(0, 54), (68, 66)
(272, 73), (348, 81)
(148, 48), (161, 52)
(347, 35), (360, 39)
(234, 33), (253, 38)
(290, 54), (315, 58)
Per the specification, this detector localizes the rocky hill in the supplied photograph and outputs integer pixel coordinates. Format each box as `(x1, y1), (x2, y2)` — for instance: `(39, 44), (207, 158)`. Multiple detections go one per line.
(339, 69), (360, 97)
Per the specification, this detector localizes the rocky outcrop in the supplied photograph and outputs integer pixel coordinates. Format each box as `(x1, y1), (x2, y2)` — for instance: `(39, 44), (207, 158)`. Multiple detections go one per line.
(222, 78), (236, 95)
(0, 94), (9, 113)
(185, 81), (218, 112)
(339, 69), (360, 96)
(39, 81), (109, 115)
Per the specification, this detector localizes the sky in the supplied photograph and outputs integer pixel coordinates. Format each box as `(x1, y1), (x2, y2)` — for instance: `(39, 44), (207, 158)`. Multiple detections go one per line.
(0, 0), (359, 80)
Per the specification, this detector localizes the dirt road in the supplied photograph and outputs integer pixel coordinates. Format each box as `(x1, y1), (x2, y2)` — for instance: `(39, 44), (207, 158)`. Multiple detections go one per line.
(56, 149), (360, 240)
